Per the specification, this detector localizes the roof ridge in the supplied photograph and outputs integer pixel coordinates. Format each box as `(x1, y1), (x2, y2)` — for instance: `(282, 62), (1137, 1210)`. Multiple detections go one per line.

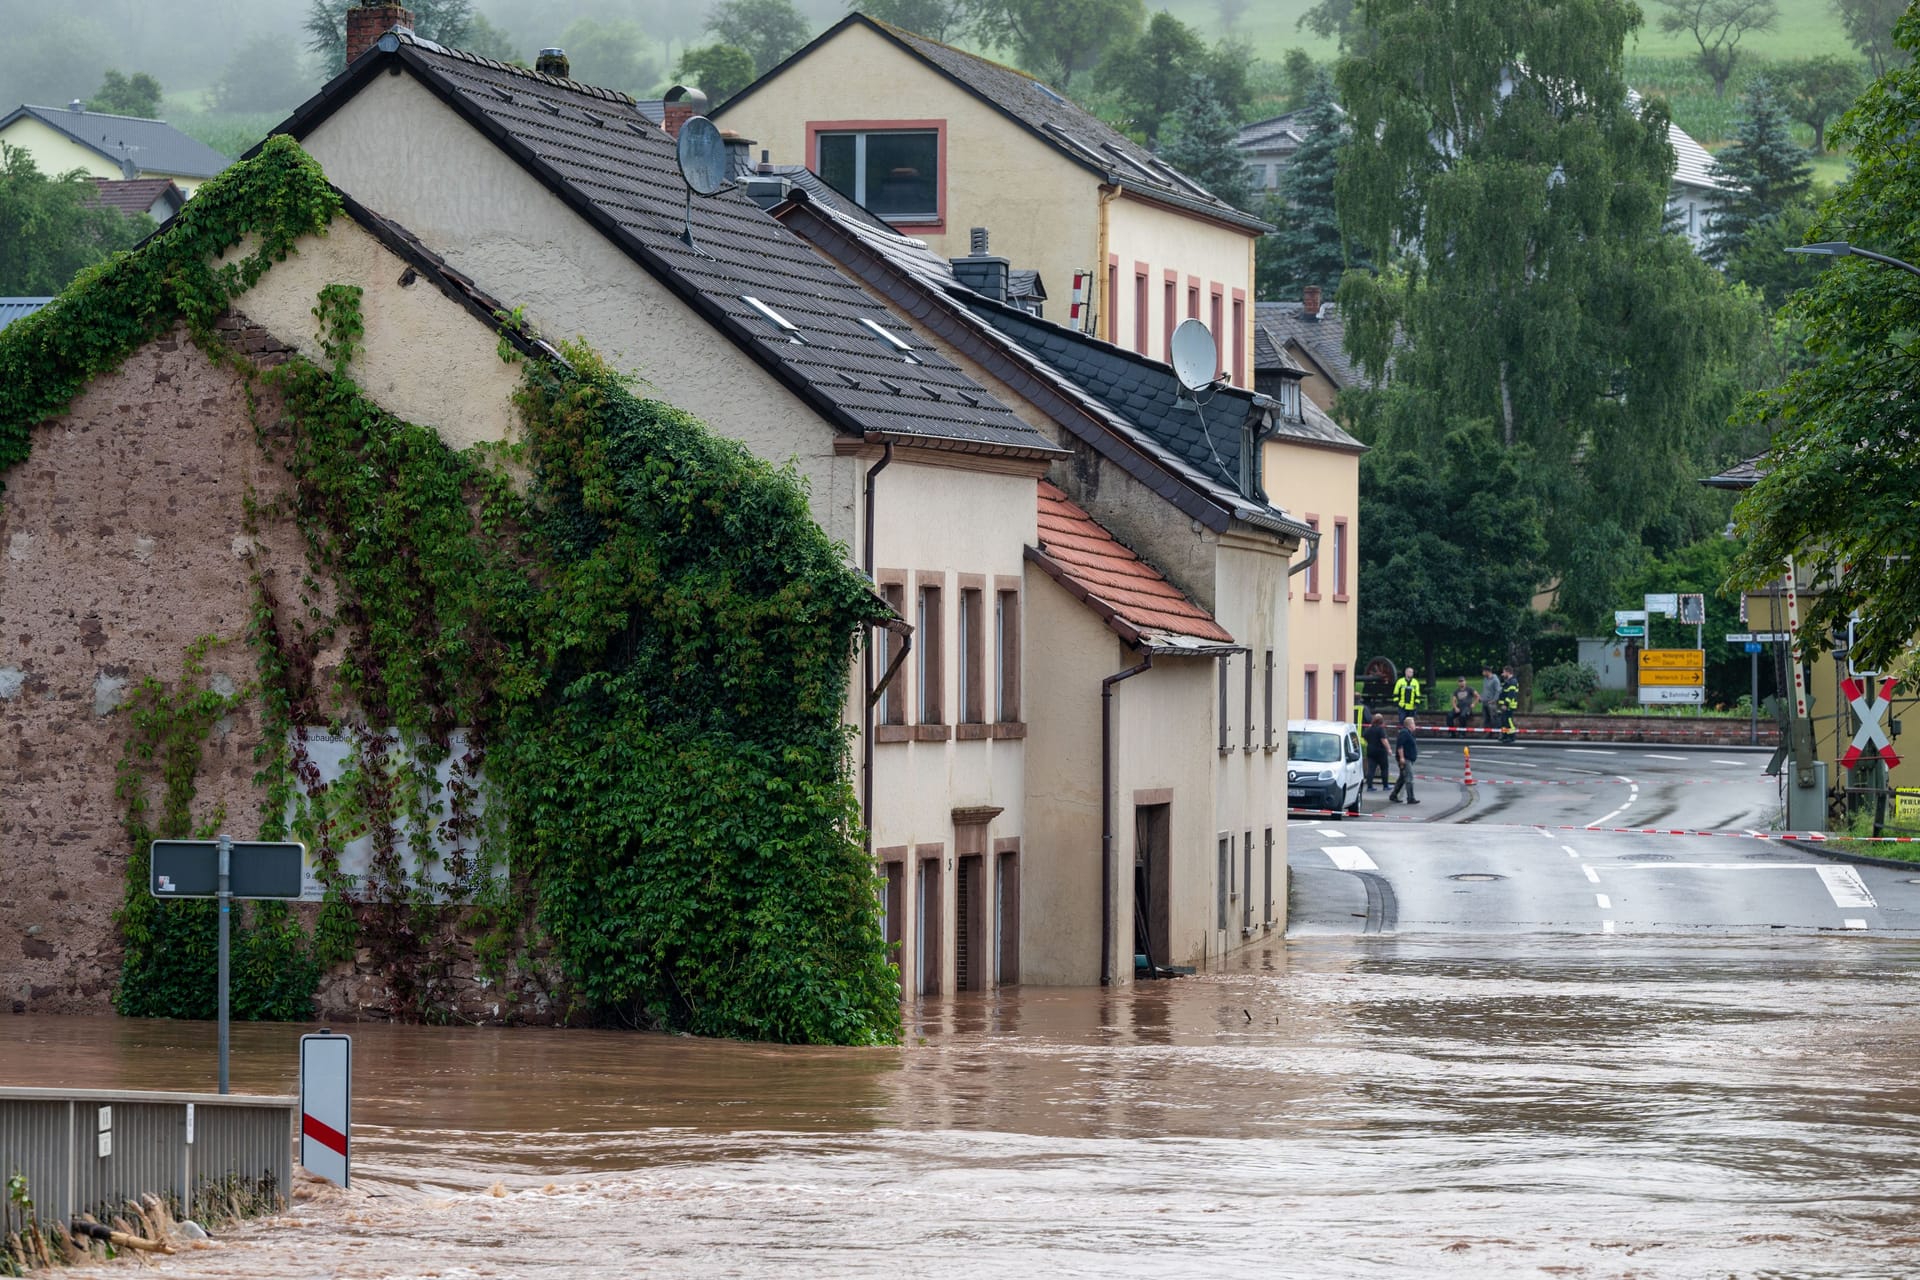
(24, 103), (172, 125)
(398, 33), (639, 106)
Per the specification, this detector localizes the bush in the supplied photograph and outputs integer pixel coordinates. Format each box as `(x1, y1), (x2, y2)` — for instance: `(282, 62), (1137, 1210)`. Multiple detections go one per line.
(1536, 660), (1599, 707)
(1585, 688), (1634, 714)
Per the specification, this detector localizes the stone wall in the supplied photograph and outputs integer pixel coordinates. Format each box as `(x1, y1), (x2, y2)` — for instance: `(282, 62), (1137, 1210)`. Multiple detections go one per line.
(0, 319), (558, 1023)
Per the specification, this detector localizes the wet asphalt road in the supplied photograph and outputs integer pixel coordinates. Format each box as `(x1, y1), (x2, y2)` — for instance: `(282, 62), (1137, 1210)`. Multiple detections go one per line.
(1290, 742), (1920, 936)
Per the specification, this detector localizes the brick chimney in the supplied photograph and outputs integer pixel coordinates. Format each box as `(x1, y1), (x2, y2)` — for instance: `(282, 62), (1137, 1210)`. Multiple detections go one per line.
(1300, 284), (1323, 320)
(346, 3), (416, 67)
(661, 84), (709, 138)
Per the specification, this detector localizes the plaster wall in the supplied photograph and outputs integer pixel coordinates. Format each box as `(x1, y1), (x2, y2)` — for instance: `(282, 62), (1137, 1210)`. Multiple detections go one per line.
(0, 117), (208, 193)
(1264, 438), (1359, 723)
(867, 457), (1033, 996)
(714, 20), (1100, 335)
(234, 218), (524, 450)
(1103, 193), (1258, 387)
(298, 72), (859, 552)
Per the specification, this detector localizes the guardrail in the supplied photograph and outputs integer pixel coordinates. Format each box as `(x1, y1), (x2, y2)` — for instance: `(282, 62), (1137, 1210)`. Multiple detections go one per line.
(0, 1087), (293, 1231)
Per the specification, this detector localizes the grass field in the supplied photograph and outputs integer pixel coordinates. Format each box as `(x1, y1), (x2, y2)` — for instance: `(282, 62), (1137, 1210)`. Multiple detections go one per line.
(1168, 0), (1864, 148)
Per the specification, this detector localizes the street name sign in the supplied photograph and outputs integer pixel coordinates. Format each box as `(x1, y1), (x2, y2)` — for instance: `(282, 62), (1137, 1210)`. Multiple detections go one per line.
(299, 1033), (352, 1189)
(150, 840), (305, 899)
(1616, 625), (1646, 638)
(1645, 593), (1679, 616)
(1638, 648), (1704, 704)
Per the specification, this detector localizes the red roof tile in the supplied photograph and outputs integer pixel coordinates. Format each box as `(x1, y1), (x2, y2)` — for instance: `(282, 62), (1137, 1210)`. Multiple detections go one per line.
(83, 177), (182, 216)
(1031, 481), (1233, 646)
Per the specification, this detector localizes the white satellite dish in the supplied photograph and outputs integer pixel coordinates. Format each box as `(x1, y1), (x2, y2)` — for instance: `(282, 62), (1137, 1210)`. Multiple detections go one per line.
(1170, 317), (1219, 393)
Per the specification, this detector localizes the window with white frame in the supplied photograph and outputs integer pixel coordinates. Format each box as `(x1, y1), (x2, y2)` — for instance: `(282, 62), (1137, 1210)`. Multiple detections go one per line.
(817, 130), (939, 222)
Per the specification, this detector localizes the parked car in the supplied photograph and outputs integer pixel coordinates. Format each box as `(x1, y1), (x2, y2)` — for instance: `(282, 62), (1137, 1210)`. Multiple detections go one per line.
(1286, 719), (1364, 817)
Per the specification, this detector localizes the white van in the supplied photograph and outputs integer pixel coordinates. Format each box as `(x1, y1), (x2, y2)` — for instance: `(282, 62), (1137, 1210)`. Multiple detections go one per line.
(1286, 719), (1365, 817)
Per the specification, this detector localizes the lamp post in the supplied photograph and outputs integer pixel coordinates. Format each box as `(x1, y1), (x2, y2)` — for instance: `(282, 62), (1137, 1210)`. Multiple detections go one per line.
(1786, 240), (1920, 279)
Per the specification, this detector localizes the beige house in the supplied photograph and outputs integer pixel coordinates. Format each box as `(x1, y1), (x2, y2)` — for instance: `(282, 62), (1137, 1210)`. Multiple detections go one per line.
(0, 103), (230, 194)
(773, 187), (1313, 982)
(714, 14), (1270, 388)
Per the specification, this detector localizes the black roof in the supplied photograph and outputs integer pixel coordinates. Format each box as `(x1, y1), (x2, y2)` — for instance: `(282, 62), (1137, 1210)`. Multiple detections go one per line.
(1, 104), (231, 178)
(1254, 300), (1375, 392)
(269, 32), (1062, 460)
(773, 190), (1313, 541)
(1700, 454), (1767, 490)
(717, 15), (1271, 234)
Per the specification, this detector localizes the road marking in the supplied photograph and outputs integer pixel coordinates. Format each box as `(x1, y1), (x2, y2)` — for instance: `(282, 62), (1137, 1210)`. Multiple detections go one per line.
(1322, 846), (1378, 872)
(1606, 862), (1821, 870)
(1562, 845), (1581, 858)
(1712, 759), (1745, 766)
(1506, 762), (1541, 769)
(1817, 865), (1876, 910)
(1472, 745), (1526, 751)
(1644, 753), (1686, 762)
(1568, 748), (1619, 756)
(1586, 778), (1639, 829)
(1566, 767), (1604, 775)
(1844, 919), (1868, 930)
(1582, 864), (1600, 883)
(1595, 893), (1611, 909)
(1603, 919), (1616, 933)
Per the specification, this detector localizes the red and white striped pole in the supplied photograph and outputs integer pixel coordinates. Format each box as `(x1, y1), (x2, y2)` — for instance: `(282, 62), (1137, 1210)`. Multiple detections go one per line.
(1463, 746), (1474, 787)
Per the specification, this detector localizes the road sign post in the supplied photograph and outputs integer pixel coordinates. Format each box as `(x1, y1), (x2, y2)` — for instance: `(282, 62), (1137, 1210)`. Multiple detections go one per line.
(299, 1032), (352, 1188)
(1638, 648), (1706, 706)
(149, 837), (304, 1094)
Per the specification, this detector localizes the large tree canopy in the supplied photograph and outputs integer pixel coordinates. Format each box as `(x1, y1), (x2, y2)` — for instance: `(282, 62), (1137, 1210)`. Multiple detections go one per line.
(0, 144), (145, 296)
(971, 0), (1144, 88)
(1729, 9), (1920, 675)
(1335, 0), (1765, 630)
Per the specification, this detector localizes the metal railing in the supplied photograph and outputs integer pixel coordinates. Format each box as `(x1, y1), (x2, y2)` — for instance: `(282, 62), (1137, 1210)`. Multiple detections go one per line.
(0, 1087), (294, 1229)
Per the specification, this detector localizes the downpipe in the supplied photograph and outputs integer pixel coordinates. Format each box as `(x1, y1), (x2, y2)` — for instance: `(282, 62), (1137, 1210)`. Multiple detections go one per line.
(861, 442), (893, 852)
(1101, 649), (1154, 985)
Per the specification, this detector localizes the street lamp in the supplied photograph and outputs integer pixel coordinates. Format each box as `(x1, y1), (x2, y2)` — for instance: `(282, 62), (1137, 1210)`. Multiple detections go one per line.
(1785, 240), (1920, 279)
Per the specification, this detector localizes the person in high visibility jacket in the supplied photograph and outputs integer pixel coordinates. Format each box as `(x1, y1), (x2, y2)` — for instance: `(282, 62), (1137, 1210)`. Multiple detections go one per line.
(1392, 667), (1423, 714)
(1499, 666), (1520, 743)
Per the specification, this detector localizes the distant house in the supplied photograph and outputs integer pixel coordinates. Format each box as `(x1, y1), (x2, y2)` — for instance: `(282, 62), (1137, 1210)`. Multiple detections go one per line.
(0, 298), (53, 332)
(1254, 287), (1377, 414)
(83, 177), (186, 223)
(0, 103), (230, 194)
(714, 14), (1272, 388)
(1238, 95), (1729, 255)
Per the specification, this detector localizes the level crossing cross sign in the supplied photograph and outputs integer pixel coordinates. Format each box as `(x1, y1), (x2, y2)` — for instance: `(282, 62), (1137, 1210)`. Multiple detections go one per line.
(1840, 675), (1902, 769)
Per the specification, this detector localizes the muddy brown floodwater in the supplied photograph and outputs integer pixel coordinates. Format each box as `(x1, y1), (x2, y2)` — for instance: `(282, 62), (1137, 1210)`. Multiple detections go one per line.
(7, 934), (1920, 1278)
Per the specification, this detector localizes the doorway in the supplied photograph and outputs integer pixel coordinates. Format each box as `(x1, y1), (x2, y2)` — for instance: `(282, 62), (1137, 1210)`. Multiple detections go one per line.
(1134, 803), (1171, 973)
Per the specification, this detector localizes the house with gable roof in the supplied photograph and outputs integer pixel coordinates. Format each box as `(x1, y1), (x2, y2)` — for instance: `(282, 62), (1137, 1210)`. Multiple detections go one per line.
(712, 14), (1271, 392)
(0, 102), (230, 195)
(770, 184), (1320, 981)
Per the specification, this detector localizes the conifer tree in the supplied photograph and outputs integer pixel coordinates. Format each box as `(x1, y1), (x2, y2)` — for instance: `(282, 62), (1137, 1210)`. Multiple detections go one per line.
(1705, 78), (1814, 268)
(1159, 74), (1253, 211)
(1257, 71), (1359, 300)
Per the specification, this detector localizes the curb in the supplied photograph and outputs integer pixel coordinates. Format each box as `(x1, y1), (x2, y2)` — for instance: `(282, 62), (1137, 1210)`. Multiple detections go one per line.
(1413, 734), (1773, 754)
(1786, 838), (1920, 871)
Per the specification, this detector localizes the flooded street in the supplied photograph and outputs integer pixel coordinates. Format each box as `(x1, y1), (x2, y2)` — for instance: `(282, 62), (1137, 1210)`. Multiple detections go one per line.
(7, 933), (1920, 1277)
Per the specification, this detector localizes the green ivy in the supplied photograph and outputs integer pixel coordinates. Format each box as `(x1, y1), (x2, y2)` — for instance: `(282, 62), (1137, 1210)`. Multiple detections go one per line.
(1, 137), (901, 1045)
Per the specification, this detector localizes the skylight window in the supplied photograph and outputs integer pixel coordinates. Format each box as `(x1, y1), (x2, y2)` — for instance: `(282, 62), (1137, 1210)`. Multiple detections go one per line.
(859, 317), (922, 364)
(741, 296), (805, 343)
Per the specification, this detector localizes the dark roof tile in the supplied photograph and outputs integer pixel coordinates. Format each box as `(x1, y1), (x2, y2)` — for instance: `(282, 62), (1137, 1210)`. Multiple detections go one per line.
(2, 104), (230, 178)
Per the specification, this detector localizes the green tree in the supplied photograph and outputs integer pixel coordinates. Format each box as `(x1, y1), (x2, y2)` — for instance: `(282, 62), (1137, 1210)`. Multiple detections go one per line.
(1775, 54), (1866, 153)
(86, 70), (162, 118)
(1297, 0), (1358, 45)
(970, 0), (1144, 89)
(0, 145), (145, 295)
(213, 35), (317, 114)
(1722, 194), (1824, 308)
(1257, 70), (1358, 300)
(1728, 9), (1920, 674)
(306, 0), (476, 76)
(1705, 78), (1812, 268)
(1280, 48), (1319, 110)
(849, 0), (976, 42)
(1158, 73), (1253, 210)
(1832, 0), (1911, 77)
(1355, 422), (1548, 679)
(1093, 11), (1203, 145)
(1336, 0), (1767, 627)
(709, 0), (812, 75)
(675, 44), (758, 103)
(560, 18), (658, 94)
(1656, 0), (1779, 97)
(465, 13), (521, 63)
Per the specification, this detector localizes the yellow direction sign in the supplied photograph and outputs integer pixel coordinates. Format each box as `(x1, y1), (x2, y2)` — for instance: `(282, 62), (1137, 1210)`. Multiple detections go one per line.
(1639, 649), (1705, 688)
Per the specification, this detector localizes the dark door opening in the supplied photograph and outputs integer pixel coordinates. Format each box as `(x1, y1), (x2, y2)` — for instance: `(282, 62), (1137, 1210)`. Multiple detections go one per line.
(957, 854), (985, 991)
(1134, 803), (1171, 975)
(995, 848), (1019, 986)
(917, 856), (942, 996)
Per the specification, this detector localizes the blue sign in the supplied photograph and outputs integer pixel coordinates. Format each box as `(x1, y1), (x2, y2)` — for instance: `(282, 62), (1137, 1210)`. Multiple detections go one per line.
(1744, 641), (1763, 654)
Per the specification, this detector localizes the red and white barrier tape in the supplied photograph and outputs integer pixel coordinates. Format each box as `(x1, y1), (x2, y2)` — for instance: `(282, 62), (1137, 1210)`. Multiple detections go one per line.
(1287, 807), (1920, 843)
(1415, 724), (1774, 742)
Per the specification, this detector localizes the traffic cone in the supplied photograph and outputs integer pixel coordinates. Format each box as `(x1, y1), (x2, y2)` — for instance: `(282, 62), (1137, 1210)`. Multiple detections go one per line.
(1463, 746), (1475, 787)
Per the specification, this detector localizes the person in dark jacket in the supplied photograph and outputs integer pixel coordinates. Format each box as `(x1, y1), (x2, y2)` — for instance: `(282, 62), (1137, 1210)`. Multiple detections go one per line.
(1362, 713), (1391, 791)
(1388, 715), (1420, 804)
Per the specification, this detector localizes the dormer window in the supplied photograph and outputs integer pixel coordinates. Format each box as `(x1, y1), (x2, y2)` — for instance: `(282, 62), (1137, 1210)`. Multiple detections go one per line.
(1279, 377), (1303, 422)
(813, 124), (942, 225)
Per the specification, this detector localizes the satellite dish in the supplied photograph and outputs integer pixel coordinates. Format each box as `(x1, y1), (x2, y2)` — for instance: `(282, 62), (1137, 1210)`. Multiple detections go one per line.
(676, 116), (730, 196)
(1170, 318), (1218, 393)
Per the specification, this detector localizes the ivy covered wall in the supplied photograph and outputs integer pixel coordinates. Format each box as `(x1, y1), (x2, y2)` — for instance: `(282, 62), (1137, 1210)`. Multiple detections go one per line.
(0, 137), (901, 1045)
